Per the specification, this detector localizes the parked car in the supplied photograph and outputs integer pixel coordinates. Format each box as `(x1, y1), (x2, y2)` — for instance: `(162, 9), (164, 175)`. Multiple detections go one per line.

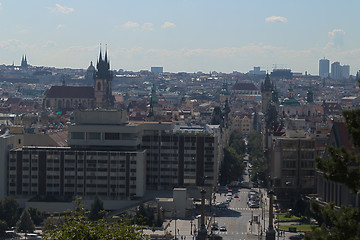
(289, 233), (304, 239)
(226, 195), (232, 202)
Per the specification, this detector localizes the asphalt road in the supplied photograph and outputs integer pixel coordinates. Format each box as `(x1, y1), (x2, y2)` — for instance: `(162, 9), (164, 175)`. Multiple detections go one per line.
(211, 188), (268, 240)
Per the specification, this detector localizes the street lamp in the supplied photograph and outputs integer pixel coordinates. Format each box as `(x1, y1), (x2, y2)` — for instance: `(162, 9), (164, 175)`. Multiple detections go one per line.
(197, 176), (208, 240)
(190, 219), (193, 235)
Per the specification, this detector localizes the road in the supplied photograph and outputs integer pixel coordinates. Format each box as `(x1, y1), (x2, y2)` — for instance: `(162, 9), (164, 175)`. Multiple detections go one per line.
(211, 188), (268, 240)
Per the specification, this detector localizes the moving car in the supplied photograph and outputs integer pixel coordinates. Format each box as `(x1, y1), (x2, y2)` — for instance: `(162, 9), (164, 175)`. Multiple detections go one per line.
(211, 222), (219, 231)
(219, 225), (227, 232)
(234, 193), (239, 198)
(216, 202), (229, 208)
(226, 195), (232, 202)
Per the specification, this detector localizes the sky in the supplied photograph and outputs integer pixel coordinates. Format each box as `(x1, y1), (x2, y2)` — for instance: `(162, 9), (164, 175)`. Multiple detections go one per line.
(0, 0), (359, 74)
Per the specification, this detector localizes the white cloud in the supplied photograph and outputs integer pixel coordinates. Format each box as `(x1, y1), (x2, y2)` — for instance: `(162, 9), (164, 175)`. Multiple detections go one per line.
(142, 23), (154, 31)
(265, 16), (288, 23)
(328, 28), (345, 47)
(161, 21), (176, 29)
(57, 24), (65, 29)
(55, 4), (74, 14)
(0, 3), (2, 9)
(328, 29), (345, 37)
(43, 41), (57, 48)
(0, 39), (31, 50)
(123, 21), (139, 29)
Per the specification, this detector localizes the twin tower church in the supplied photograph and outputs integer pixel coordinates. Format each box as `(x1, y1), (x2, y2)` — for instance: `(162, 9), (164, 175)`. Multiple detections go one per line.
(44, 50), (114, 110)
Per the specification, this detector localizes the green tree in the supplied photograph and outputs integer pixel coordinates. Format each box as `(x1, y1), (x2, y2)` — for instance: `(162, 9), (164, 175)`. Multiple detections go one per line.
(89, 194), (105, 221)
(16, 209), (35, 237)
(229, 130), (246, 155)
(0, 220), (7, 237)
(43, 201), (146, 240)
(311, 80), (360, 239)
(0, 196), (19, 227)
(219, 146), (245, 185)
(28, 207), (45, 226)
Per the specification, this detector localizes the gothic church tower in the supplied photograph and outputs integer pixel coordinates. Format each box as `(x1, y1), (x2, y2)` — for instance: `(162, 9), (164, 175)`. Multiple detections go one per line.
(261, 73), (273, 113)
(94, 48), (113, 108)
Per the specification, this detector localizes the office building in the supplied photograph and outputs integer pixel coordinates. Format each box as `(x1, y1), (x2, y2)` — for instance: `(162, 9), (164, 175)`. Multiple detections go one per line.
(319, 58), (329, 78)
(151, 67), (164, 74)
(342, 65), (350, 79)
(7, 110), (222, 199)
(269, 127), (316, 206)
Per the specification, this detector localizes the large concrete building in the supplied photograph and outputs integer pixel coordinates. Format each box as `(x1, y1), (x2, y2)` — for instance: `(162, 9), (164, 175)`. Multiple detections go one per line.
(319, 58), (329, 78)
(268, 127), (316, 206)
(5, 110), (223, 200)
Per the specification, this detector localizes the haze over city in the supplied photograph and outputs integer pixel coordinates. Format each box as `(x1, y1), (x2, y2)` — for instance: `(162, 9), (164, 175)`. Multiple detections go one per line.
(0, 0), (359, 74)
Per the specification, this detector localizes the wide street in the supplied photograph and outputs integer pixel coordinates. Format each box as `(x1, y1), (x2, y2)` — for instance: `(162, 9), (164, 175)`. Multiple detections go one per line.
(210, 188), (268, 240)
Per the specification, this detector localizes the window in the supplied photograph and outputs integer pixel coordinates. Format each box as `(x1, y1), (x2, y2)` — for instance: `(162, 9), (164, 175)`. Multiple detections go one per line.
(87, 132), (101, 140)
(105, 132), (120, 140)
(71, 132), (85, 140)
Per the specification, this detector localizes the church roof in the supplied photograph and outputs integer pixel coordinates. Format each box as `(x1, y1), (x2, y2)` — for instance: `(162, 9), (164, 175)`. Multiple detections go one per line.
(231, 82), (259, 91)
(46, 86), (94, 98)
(281, 97), (301, 106)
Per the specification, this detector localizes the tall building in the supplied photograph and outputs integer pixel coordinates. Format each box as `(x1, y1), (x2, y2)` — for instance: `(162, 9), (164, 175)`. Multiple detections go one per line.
(342, 65), (350, 79)
(151, 67), (163, 74)
(7, 110), (223, 199)
(331, 62), (342, 80)
(261, 73), (273, 113)
(269, 126), (316, 206)
(319, 58), (329, 78)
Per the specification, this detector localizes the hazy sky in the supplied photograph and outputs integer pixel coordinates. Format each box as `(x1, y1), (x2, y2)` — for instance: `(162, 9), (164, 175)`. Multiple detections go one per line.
(0, 0), (359, 74)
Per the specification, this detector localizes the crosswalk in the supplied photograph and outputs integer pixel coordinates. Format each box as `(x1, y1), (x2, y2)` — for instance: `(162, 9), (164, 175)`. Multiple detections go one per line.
(215, 231), (247, 236)
(228, 207), (263, 211)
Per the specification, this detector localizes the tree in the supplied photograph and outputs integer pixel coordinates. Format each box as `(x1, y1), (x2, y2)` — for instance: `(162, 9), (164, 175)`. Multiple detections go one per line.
(43, 200), (146, 240)
(0, 196), (19, 227)
(89, 194), (105, 221)
(311, 80), (360, 239)
(16, 209), (35, 237)
(28, 207), (45, 226)
(0, 220), (7, 237)
(229, 130), (246, 155)
(219, 146), (245, 185)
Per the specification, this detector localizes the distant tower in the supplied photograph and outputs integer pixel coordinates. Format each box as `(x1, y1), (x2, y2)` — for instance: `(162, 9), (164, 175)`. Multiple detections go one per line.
(86, 61), (96, 83)
(148, 84), (159, 117)
(261, 73), (273, 113)
(21, 54), (28, 68)
(219, 80), (230, 103)
(306, 88), (314, 103)
(94, 47), (113, 108)
(319, 58), (329, 78)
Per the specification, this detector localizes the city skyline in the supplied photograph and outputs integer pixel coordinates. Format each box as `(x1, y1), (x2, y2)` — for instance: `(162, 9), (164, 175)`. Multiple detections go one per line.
(0, 0), (359, 74)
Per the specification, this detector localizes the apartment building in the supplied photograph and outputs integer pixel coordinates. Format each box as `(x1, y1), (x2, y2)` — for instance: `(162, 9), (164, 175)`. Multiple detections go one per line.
(8, 147), (146, 199)
(269, 129), (316, 205)
(7, 110), (223, 199)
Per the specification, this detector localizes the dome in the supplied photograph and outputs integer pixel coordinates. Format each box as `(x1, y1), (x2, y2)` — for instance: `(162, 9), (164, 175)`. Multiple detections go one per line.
(87, 61), (95, 72)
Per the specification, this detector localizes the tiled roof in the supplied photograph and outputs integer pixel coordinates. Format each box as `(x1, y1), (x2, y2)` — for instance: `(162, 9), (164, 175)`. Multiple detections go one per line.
(46, 86), (94, 98)
(231, 82), (259, 91)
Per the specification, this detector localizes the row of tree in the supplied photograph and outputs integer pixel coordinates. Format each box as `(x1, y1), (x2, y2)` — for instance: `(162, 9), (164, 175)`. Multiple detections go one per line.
(219, 130), (246, 185)
(247, 131), (268, 187)
(0, 196), (45, 237)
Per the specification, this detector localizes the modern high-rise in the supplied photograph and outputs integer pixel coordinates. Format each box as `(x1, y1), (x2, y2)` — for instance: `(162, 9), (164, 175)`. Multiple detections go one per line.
(319, 58), (329, 78)
(331, 62), (342, 80)
(342, 65), (350, 79)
